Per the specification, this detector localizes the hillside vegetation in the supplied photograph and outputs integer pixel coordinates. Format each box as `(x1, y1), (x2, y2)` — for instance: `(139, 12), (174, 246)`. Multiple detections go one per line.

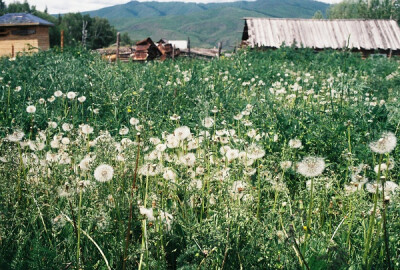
(86, 0), (329, 48)
(0, 48), (399, 269)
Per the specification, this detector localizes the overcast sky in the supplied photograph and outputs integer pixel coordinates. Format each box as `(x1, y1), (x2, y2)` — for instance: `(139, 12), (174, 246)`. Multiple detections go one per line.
(4, 0), (342, 14)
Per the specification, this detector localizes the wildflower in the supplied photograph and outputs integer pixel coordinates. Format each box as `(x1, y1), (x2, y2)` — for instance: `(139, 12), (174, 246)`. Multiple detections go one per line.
(202, 117), (214, 128)
(61, 137), (71, 145)
(26, 105), (36, 113)
(211, 106), (219, 113)
(163, 168), (176, 181)
(369, 132), (397, 154)
(67, 92), (76, 100)
(38, 98), (45, 104)
(94, 164), (114, 182)
(296, 156), (325, 177)
(47, 96), (56, 103)
(48, 121), (58, 128)
(129, 117), (139, 125)
(78, 96), (86, 103)
(15, 86), (22, 92)
(139, 206), (155, 221)
(170, 114), (181, 121)
(81, 124), (93, 135)
(233, 114), (243, 120)
(166, 134), (180, 148)
(246, 144), (265, 159)
(50, 139), (60, 149)
(289, 138), (302, 149)
(280, 161), (292, 170)
(62, 123), (73, 132)
(7, 130), (25, 142)
(226, 148), (239, 162)
(54, 90), (63, 97)
(180, 153), (196, 167)
(156, 143), (167, 152)
(119, 126), (129, 135)
(160, 210), (173, 231)
(174, 126), (191, 141)
(149, 137), (161, 145)
(231, 181), (247, 200)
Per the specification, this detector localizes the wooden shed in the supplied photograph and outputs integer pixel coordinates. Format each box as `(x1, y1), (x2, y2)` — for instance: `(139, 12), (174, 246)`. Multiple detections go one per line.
(0, 13), (54, 57)
(133, 38), (161, 61)
(242, 18), (400, 57)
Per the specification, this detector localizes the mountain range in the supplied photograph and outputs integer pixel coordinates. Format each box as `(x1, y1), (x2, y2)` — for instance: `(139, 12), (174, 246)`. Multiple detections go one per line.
(86, 0), (329, 48)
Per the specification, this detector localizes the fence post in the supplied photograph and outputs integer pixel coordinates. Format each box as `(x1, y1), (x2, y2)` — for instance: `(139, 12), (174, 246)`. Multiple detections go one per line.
(116, 32), (120, 61)
(218, 42), (222, 59)
(172, 45), (175, 60)
(11, 44), (14, 58)
(61, 30), (64, 52)
(188, 37), (191, 58)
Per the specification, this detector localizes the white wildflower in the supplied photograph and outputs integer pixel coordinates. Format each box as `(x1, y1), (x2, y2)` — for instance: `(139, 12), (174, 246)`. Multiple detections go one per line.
(94, 164), (114, 182)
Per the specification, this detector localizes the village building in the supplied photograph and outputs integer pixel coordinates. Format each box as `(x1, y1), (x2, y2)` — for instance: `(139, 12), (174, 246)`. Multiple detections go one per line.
(0, 13), (54, 57)
(242, 18), (400, 57)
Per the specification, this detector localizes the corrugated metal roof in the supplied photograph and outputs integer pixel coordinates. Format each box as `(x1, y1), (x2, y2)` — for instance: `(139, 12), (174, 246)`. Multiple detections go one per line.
(243, 18), (400, 50)
(0, 13), (54, 27)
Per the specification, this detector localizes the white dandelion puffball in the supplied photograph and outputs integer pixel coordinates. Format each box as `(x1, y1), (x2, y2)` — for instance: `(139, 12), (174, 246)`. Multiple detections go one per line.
(129, 117), (139, 125)
(289, 138), (302, 149)
(119, 126), (129, 135)
(369, 132), (397, 154)
(54, 90), (63, 97)
(67, 92), (76, 100)
(26, 105), (36, 113)
(174, 126), (191, 141)
(78, 96), (86, 103)
(81, 124), (94, 135)
(297, 156), (325, 177)
(94, 164), (114, 182)
(202, 117), (214, 128)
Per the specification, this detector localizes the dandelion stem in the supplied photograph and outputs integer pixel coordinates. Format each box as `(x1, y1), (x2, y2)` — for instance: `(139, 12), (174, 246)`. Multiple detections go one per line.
(76, 187), (83, 268)
(122, 133), (141, 270)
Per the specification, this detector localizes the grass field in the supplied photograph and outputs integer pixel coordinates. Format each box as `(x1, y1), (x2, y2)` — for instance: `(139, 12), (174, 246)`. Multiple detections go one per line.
(0, 47), (399, 269)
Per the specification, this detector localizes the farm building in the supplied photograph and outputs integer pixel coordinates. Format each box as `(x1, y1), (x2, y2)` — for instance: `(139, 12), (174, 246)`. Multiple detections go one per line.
(242, 18), (400, 57)
(0, 13), (54, 57)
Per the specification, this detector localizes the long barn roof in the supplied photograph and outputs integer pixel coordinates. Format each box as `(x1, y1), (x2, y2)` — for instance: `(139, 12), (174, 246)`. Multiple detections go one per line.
(0, 13), (54, 27)
(242, 18), (400, 50)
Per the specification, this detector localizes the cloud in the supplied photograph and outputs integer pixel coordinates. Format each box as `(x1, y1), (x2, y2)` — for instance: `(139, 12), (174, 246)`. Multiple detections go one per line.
(4, 0), (339, 14)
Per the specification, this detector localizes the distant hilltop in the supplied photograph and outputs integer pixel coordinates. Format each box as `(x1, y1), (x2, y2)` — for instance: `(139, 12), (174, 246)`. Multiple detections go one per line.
(83, 0), (329, 48)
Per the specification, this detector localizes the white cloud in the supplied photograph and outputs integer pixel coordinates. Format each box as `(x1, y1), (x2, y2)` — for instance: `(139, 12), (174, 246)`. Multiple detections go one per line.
(4, 0), (339, 14)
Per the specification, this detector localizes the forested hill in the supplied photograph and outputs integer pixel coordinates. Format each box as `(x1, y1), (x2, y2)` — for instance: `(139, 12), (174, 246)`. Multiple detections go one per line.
(85, 0), (329, 48)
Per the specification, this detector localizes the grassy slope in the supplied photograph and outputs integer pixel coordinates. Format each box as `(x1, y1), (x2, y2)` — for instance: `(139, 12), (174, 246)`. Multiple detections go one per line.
(86, 0), (329, 48)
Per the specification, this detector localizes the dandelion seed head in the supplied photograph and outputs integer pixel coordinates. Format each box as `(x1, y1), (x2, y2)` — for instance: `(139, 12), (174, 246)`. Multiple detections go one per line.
(54, 90), (63, 97)
(26, 105), (36, 113)
(202, 117), (214, 128)
(296, 156), (325, 177)
(78, 96), (86, 103)
(67, 92), (76, 100)
(129, 117), (139, 125)
(94, 164), (114, 182)
(289, 138), (302, 149)
(369, 132), (397, 154)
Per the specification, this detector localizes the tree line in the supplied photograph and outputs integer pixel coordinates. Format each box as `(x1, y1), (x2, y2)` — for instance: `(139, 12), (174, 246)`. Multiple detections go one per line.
(313, 0), (399, 23)
(0, 0), (132, 49)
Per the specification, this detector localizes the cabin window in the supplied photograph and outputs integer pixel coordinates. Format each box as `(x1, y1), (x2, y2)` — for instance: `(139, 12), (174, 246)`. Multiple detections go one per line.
(11, 29), (36, 36)
(0, 28), (9, 36)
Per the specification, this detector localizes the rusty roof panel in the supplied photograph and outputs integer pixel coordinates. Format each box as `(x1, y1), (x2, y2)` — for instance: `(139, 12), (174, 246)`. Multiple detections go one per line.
(243, 18), (400, 50)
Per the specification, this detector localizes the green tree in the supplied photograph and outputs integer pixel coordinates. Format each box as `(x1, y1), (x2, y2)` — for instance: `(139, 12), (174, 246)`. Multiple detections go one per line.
(328, 0), (399, 23)
(312, 10), (324, 19)
(88, 17), (117, 49)
(120, 32), (133, 46)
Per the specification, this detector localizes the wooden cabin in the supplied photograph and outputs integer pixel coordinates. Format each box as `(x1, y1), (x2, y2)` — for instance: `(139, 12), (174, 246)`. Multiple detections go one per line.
(133, 38), (161, 61)
(0, 13), (54, 57)
(242, 18), (400, 57)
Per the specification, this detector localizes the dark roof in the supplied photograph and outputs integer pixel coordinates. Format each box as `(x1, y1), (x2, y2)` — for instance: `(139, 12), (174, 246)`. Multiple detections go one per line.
(0, 13), (54, 27)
